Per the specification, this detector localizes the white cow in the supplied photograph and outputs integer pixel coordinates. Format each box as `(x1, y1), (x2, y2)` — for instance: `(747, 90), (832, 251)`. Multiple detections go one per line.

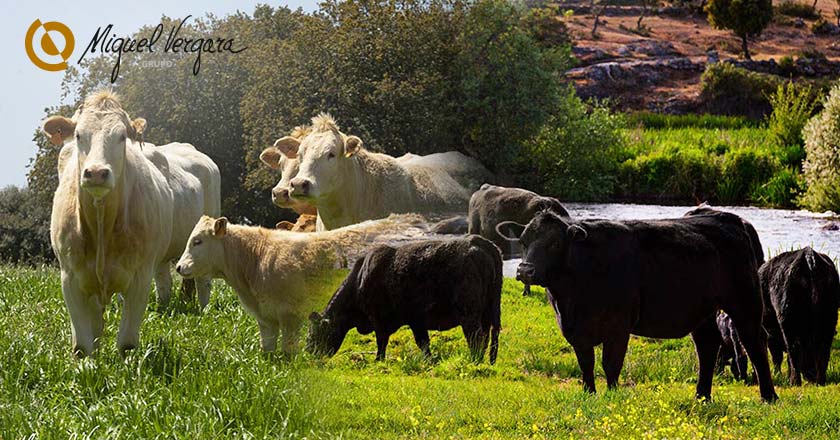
(44, 90), (221, 357)
(175, 214), (430, 353)
(269, 114), (492, 230)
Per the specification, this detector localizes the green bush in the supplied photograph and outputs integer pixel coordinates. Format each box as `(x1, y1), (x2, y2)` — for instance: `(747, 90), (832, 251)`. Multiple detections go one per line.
(811, 17), (834, 34)
(767, 81), (817, 156)
(524, 87), (626, 201)
(752, 168), (803, 208)
(775, 1), (819, 19)
(700, 63), (782, 118)
(716, 149), (777, 204)
(801, 83), (840, 212)
(0, 186), (53, 264)
(778, 55), (796, 76)
(617, 146), (719, 203)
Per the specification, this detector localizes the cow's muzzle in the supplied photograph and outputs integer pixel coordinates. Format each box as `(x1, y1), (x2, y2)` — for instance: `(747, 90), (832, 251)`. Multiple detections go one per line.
(289, 177), (312, 198)
(516, 262), (536, 284)
(271, 186), (292, 206)
(81, 165), (113, 197)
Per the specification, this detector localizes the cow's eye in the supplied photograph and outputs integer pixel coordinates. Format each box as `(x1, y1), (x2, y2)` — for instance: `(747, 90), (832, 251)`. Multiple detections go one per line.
(75, 132), (80, 140)
(328, 152), (336, 159)
(192, 238), (202, 246)
(120, 133), (127, 142)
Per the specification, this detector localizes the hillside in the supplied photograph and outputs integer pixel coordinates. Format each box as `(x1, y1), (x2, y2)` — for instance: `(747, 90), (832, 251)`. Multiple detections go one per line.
(559, 0), (840, 112)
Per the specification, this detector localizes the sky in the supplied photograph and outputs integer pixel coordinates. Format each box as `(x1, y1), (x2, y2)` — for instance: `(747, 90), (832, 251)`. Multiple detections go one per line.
(0, 0), (318, 188)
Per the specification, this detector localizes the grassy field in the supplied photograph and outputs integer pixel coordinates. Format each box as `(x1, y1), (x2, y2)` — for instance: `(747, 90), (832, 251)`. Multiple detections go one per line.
(2, 265), (840, 439)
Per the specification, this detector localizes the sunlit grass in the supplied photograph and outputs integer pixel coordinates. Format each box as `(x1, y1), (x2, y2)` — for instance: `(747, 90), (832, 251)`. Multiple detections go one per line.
(2, 266), (839, 438)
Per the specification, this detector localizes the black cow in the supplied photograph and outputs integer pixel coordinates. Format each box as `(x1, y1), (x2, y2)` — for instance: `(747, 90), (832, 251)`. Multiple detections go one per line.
(499, 210), (777, 402)
(759, 247), (840, 385)
(430, 216), (469, 235)
(470, 184), (568, 296)
(716, 312), (749, 381)
(306, 235), (503, 363)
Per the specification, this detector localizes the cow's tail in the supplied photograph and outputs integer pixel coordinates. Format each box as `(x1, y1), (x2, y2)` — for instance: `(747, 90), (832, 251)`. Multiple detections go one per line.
(472, 235), (503, 365)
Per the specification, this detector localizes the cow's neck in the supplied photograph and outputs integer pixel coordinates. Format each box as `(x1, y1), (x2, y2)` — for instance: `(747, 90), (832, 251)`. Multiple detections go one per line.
(220, 226), (268, 294)
(320, 152), (387, 229)
(77, 160), (134, 289)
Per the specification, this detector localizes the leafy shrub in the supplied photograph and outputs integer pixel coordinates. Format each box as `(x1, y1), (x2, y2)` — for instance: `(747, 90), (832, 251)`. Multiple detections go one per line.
(0, 186), (53, 264)
(700, 62), (782, 118)
(778, 55), (796, 76)
(716, 149), (777, 204)
(797, 48), (827, 61)
(752, 168), (803, 208)
(801, 83), (840, 212)
(775, 1), (819, 19)
(617, 146), (719, 203)
(811, 17), (834, 34)
(767, 81), (817, 155)
(524, 87), (626, 201)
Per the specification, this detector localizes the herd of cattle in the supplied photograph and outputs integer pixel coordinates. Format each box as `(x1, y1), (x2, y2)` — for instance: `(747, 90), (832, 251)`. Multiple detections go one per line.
(40, 91), (839, 403)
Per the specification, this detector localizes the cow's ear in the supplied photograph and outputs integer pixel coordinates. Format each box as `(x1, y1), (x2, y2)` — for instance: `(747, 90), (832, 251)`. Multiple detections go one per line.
(496, 221), (526, 241)
(309, 311), (321, 323)
(130, 118), (146, 141)
(213, 217), (228, 237)
(260, 147), (283, 169)
(42, 116), (76, 146)
(275, 220), (294, 230)
(273, 136), (300, 159)
(567, 224), (588, 241)
(344, 136), (363, 157)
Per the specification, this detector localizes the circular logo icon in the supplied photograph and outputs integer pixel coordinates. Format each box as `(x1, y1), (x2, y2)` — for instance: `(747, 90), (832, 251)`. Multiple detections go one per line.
(25, 19), (74, 72)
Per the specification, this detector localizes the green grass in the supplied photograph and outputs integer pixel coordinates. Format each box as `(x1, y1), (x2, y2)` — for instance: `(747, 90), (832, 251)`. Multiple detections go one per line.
(3, 265), (840, 438)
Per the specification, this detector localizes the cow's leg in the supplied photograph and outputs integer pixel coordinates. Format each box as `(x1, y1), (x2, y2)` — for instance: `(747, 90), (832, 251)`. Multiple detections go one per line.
(728, 310), (778, 401)
(62, 273), (104, 357)
(786, 340), (803, 386)
(279, 314), (302, 355)
(767, 335), (785, 374)
(573, 345), (596, 393)
(730, 328), (749, 382)
(258, 320), (278, 352)
(180, 278), (196, 303)
(691, 316), (721, 401)
(815, 344), (830, 386)
(196, 277), (212, 311)
(154, 263), (172, 308)
(602, 333), (629, 390)
(522, 284), (531, 297)
(410, 326), (431, 358)
(117, 272), (153, 357)
(375, 331), (390, 361)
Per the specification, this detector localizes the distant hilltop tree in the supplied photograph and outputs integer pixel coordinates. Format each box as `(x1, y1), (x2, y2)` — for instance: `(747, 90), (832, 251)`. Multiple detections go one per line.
(705, 0), (772, 60)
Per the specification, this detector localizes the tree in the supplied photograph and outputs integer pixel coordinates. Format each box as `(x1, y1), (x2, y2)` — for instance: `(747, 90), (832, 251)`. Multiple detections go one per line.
(705, 0), (772, 60)
(801, 83), (840, 213)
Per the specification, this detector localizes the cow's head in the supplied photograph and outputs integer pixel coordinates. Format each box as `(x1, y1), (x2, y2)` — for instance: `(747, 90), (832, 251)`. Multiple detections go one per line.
(306, 311), (343, 357)
(260, 126), (317, 214)
(288, 113), (362, 202)
(497, 211), (587, 286)
(42, 91), (145, 199)
(176, 216), (228, 279)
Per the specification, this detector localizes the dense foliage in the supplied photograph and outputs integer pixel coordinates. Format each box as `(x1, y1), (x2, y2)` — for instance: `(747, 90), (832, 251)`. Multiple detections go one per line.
(32, 0), (573, 229)
(801, 83), (840, 212)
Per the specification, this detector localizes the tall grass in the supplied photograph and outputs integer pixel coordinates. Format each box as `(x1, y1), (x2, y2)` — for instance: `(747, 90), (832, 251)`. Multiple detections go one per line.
(3, 266), (840, 438)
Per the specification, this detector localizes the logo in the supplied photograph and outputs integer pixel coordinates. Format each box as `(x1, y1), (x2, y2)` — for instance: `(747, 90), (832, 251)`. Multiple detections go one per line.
(25, 19), (75, 71)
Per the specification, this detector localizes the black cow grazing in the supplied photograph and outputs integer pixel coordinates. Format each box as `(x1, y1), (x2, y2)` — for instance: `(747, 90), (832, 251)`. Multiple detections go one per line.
(306, 235), (503, 363)
(759, 247), (840, 385)
(498, 210), (778, 402)
(430, 216), (468, 235)
(716, 312), (749, 381)
(470, 184), (568, 296)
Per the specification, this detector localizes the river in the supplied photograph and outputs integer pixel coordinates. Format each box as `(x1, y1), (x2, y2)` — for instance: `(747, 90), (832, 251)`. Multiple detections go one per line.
(501, 203), (840, 278)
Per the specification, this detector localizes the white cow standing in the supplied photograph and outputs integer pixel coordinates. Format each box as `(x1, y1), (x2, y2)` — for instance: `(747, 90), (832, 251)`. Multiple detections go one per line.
(43, 91), (221, 357)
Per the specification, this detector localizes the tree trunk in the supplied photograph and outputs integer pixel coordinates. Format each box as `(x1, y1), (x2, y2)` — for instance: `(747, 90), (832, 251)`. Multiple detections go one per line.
(637, 0), (648, 30)
(741, 34), (751, 60)
(813, 0), (818, 10)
